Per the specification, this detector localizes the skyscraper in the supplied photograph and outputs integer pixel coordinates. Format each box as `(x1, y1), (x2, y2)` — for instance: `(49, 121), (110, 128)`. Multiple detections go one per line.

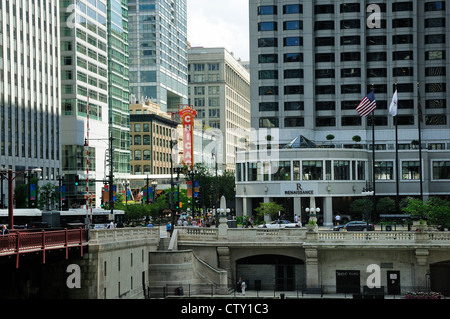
(0, 0), (61, 204)
(236, 0), (450, 225)
(128, 0), (188, 112)
(60, 0), (111, 207)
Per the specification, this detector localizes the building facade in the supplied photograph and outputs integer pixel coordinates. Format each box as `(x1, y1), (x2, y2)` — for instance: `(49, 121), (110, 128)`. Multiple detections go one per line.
(0, 0), (62, 206)
(188, 47), (251, 172)
(128, 0), (188, 112)
(237, 0), (450, 224)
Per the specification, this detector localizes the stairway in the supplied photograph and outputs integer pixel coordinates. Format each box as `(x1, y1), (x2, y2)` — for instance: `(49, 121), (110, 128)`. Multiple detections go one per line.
(158, 237), (170, 251)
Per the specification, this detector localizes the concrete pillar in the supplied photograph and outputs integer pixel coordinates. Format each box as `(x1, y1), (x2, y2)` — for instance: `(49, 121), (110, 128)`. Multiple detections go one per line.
(235, 197), (243, 218)
(263, 197), (271, 222)
(217, 246), (232, 287)
(323, 196), (333, 227)
(293, 197), (301, 224)
(415, 249), (429, 289)
(305, 248), (320, 289)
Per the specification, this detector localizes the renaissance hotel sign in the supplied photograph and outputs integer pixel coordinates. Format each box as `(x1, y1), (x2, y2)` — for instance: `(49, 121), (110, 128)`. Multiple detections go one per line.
(179, 105), (197, 169)
(283, 183), (315, 195)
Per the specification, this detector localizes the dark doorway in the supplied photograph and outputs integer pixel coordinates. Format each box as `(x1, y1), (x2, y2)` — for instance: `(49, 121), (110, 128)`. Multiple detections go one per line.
(387, 271), (401, 295)
(430, 261), (450, 295)
(276, 264), (295, 291)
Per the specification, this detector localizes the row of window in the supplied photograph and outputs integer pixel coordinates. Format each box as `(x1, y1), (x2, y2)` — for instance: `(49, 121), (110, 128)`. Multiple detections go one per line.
(259, 83), (447, 97)
(257, 2), (445, 16)
(259, 67), (446, 80)
(259, 33), (446, 49)
(237, 160), (450, 182)
(259, 115), (447, 128)
(260, 99), (446, 112)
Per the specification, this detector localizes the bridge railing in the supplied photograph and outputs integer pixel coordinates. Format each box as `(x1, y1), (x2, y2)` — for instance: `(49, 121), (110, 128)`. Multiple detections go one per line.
(0, 228), (88, 267)
(89, 227), (160, 243)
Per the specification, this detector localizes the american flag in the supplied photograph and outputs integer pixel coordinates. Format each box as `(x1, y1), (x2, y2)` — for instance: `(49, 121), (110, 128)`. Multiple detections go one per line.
(356, 90), (376, 117)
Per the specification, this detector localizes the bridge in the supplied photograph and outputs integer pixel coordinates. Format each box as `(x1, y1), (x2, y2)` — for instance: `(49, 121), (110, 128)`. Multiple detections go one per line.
(2, 219), (450, 299)
(0, 228), (88, 268)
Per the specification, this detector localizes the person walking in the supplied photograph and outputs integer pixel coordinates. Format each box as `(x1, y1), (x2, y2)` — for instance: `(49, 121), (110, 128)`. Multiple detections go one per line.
(335, 214), (341, 226)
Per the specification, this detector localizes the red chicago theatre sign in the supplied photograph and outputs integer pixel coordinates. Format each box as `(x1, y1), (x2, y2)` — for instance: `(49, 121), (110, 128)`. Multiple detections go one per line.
(179, 105), (197, 169)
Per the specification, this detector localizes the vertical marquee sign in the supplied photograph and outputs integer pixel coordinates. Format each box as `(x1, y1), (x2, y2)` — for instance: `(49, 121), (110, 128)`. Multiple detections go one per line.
(179, 105), (197, 169)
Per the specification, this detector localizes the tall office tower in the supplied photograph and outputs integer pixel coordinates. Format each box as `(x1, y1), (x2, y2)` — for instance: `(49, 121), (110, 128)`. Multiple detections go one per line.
(188, 47), (251, 171)
(249, 0), (449, 147)
(0, 1), (61, 206)
(128, 0), (188, 112)
(236, 0), (449, 223)
(108, 0), (130, 178)
(60, 0), (110, 207)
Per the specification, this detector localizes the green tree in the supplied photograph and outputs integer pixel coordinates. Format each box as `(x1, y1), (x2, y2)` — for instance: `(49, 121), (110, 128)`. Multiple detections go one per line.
(254, 201), (284, 220)
(349, 198), (374, 217)
(376, 197), (396, 214)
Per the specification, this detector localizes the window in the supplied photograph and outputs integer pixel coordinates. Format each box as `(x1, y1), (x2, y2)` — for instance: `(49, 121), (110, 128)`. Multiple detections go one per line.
(134, 150), (142, 161)
(258, 22), (277, 31)
(259, 117), (279, 128)
(316, 69), (335, 78)
(259, 70), (278, 79)
(258, 6), (277, 15)
(258, 38), (278, 47)
(271, 161), (291, 181)
(425, 67), (446, 77)
(425, 34), (445, 44)
(285, 101), (304, 111)
(284, 37), (302, 46)
(259, 102), (278, 112)
(393, 67), (413, 76)
(284, 21), (302, 30)
(425, 50), (445, 60)
(341, 85), (361, 94)
(341, 36), (360, 45)
(248, 163), (261, 182)
(259, 54), (278, 63)
(284, 85), (303, 94)
(284, 53), (303, 62)
(143, 150), (151, 161)
(303, 161), (323, 180)
(341, 68), (361, 77)
(393, 2), (413, 11)
(334, 161), (350, 180)
(392, 18), (413, 28)
(367, 36), (387, 45)
(375, 161), (394, 180)
(393, 51), (413, 60)
(285, 117), (304, 127)
(425, 99), (446, 109)
(402, 161), (420, 180)
(341, 52), (360, 61)
(367, 52), (387, 61)
(426, 115), (447, 125)
(315, 5), (334, 14)
(316, 85), (335, 94)
(316, 101), (335, 111)
(340, 3), (360, 12)
(315, 20), (334, 30)
(432, 161), (450, 179)
(283, 4), (301, 14)
(316, 117), (336, 126)
(425, 18), (445, 28)
(357, 161), (366, 180)
(425, 1), (445, 11)
(341, 20), (360, 29)
(316, 37), (335, 46)
(425, 83), (446, 92)
(315, 53), (335, 62)
(341, 116), (362, 126)
(284, 69), (303, 79)
(393, 34), (413, 44)
(134, 135), (141, 145)
(259, 86), (278, 95)
(367, 68), (387, 78)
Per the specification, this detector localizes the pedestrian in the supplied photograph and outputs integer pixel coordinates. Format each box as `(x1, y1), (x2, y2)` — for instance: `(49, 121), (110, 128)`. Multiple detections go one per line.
(335, 214), (341, 226)
(2, 225), (9, 235)
(241, 280), (246, 296)
(166, 222), (171, 236)
(108, 220), (115, 229)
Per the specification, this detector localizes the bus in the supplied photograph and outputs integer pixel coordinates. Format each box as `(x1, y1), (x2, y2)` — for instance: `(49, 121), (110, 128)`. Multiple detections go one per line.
(0, 208), (124, 229)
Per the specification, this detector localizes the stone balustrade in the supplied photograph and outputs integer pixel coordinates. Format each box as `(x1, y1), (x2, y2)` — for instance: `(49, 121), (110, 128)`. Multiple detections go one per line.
(89, 227), (160, 243)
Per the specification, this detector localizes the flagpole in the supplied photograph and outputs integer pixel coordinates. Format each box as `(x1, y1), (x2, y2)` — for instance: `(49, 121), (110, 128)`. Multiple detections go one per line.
(394, 84), (400, 214)
(371, 85), (376, 222)
(417, 82), (424, 201)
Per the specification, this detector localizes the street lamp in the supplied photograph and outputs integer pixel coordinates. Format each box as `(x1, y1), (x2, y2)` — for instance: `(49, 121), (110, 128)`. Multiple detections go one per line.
(305, 207), (320, 224)
(56, 175), (64, 211)
(362, 182), (374, 230)
(212, 153), (219, 227)
(0, 168), (42, 229)
(151, 180), (158, 202)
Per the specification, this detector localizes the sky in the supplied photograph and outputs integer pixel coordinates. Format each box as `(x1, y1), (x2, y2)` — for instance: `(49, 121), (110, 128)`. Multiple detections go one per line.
(187, 0), (250, 61)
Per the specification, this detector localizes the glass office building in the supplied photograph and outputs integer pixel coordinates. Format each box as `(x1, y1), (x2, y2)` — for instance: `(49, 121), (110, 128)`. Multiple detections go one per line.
(128, 0), (188, 112)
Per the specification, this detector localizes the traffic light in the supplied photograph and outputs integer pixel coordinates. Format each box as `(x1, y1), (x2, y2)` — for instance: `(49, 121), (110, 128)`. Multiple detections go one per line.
(74, 175), (80, 186)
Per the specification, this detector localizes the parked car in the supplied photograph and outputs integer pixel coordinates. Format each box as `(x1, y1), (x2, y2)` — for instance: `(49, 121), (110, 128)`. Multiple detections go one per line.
(258, 220), (301, 228)
(333, 221), (374, 232)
